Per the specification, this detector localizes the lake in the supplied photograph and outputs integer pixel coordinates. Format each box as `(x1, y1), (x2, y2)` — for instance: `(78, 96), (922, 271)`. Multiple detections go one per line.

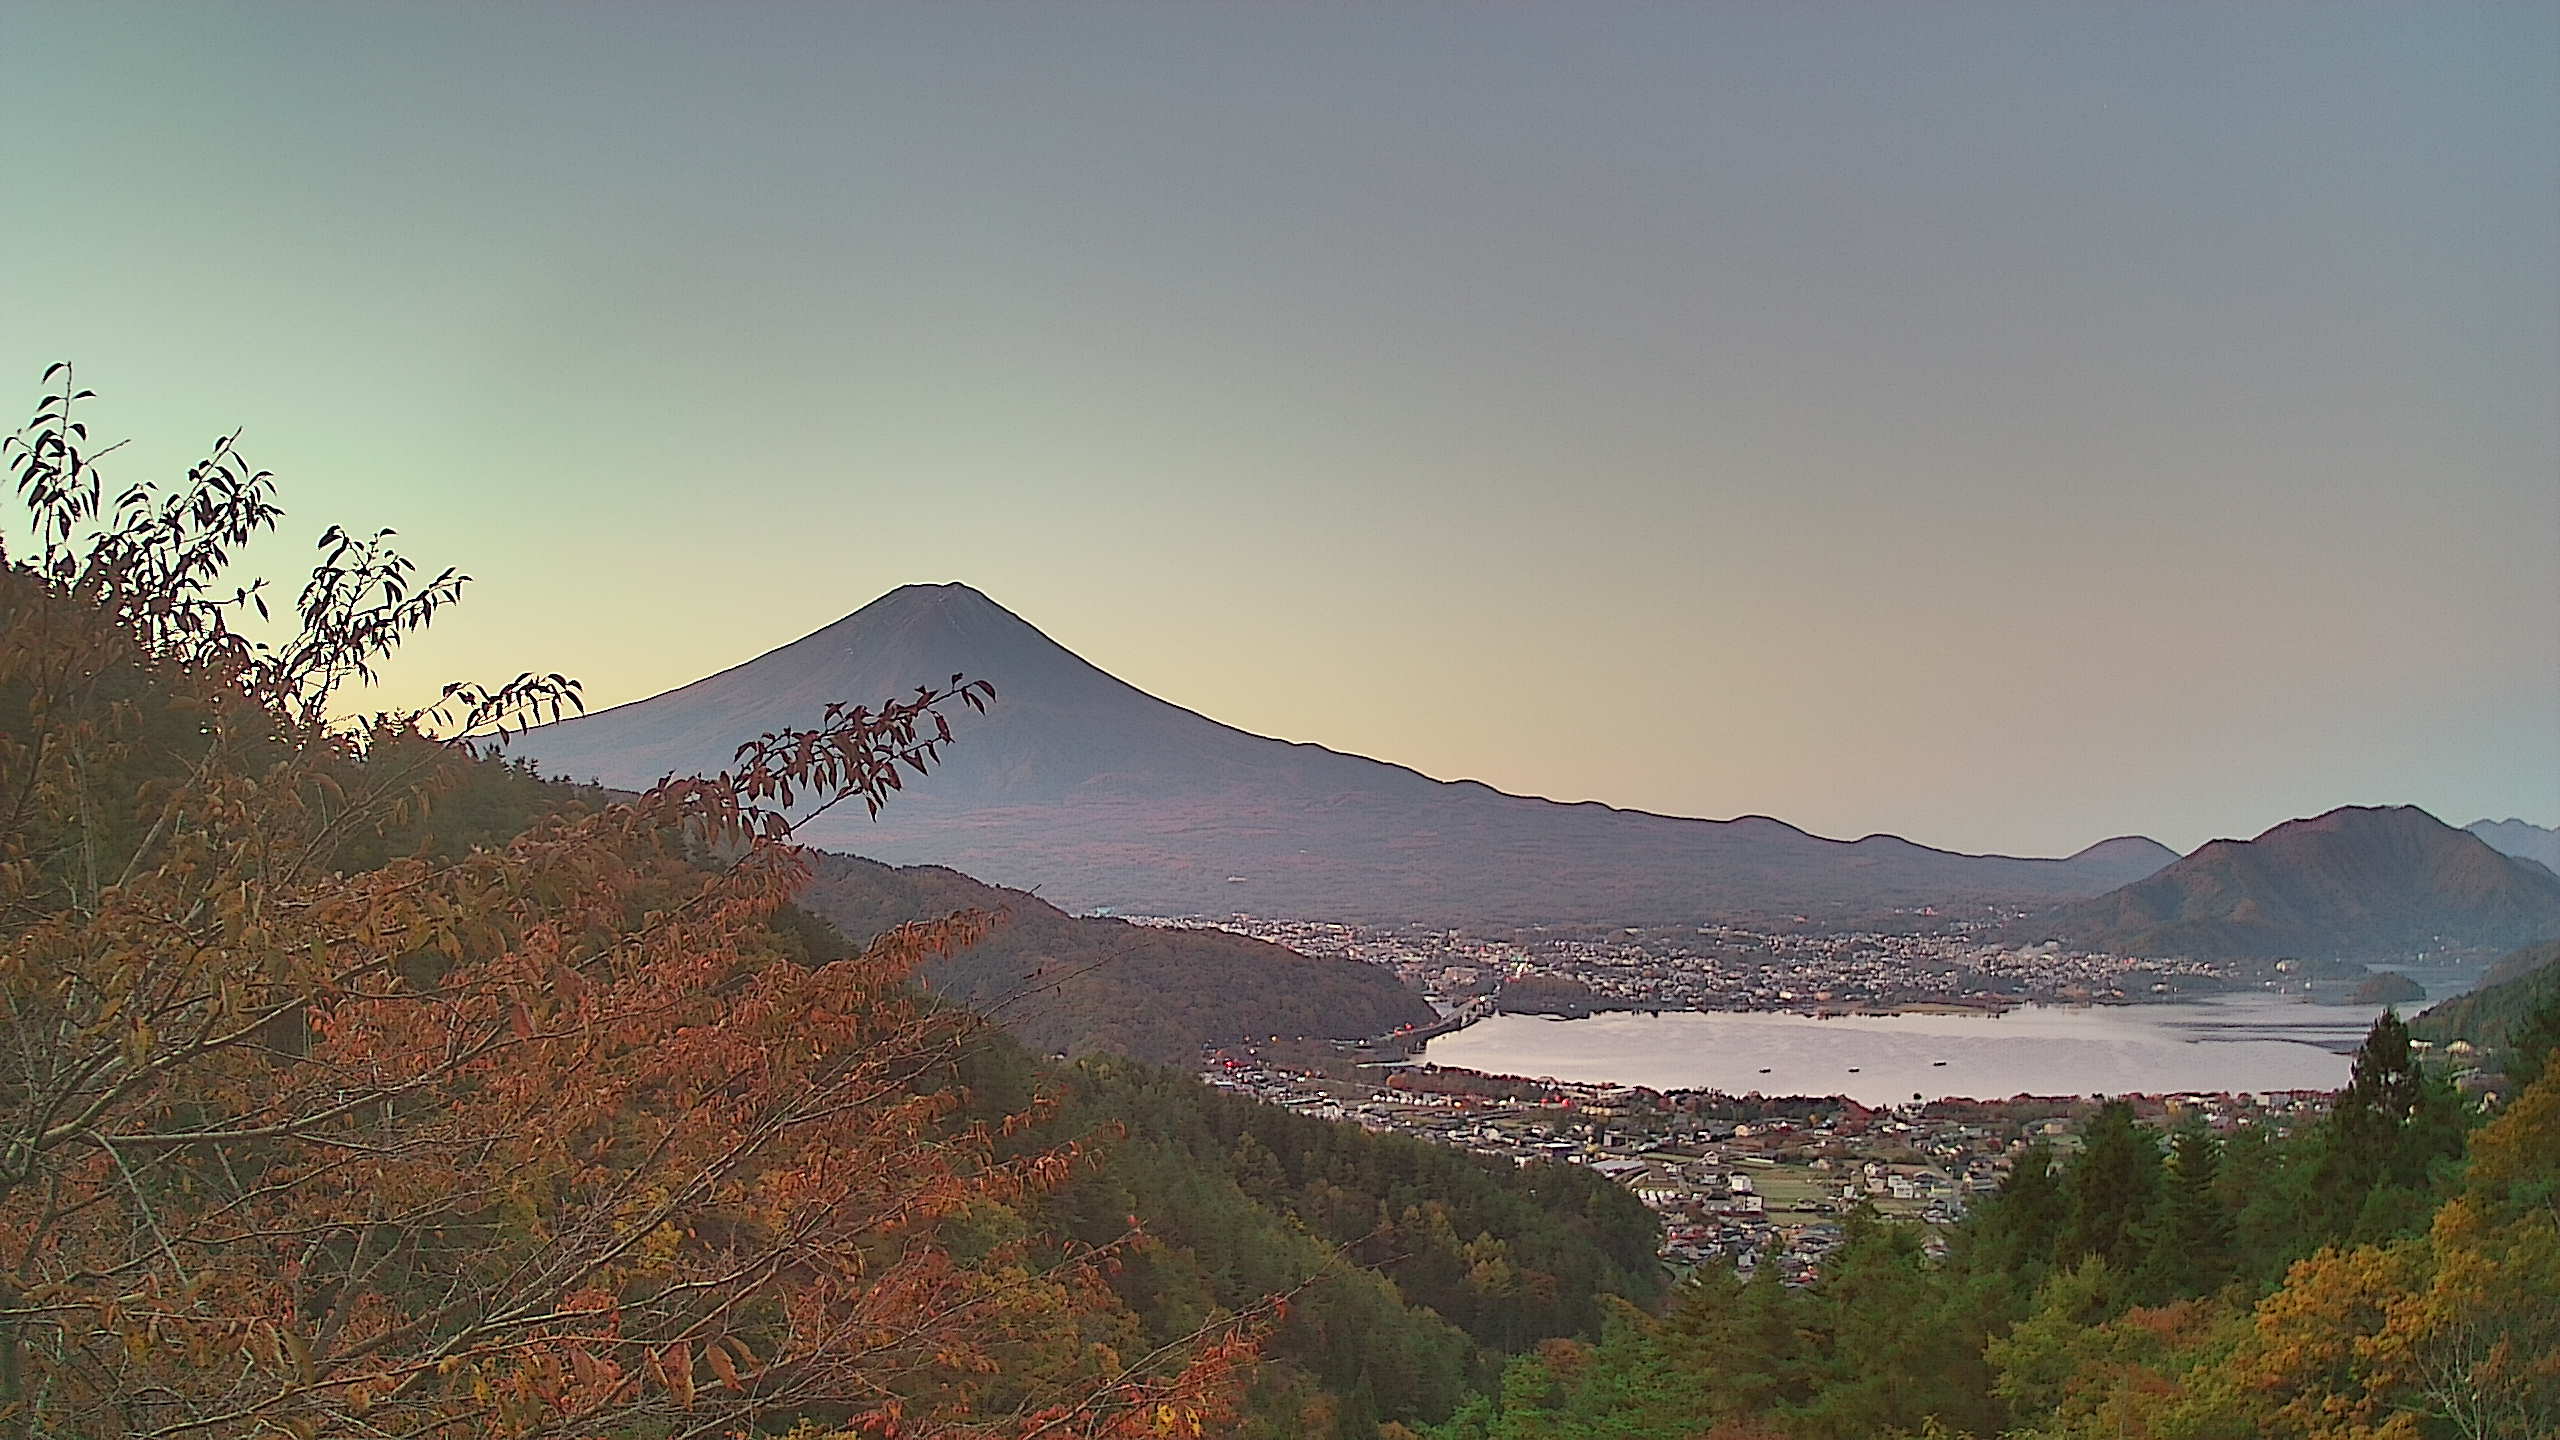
(1417, 995), (2415, 1104)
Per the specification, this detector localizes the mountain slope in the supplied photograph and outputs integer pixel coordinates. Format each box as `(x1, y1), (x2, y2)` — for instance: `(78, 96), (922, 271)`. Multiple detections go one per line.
(501, 583), (2174, 924)
(796, 849), (1432, 1062)
(2412, 939), (2560, 1054)
(2470, 818), (2560, 875)
(2026, 806), (2560, 962)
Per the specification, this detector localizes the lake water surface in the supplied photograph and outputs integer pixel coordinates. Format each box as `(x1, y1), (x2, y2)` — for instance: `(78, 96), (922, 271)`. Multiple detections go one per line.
(1418, 995), (2411, 1104)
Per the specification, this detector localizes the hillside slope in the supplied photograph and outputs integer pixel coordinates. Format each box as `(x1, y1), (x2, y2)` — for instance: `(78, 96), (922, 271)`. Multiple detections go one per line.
(799, 849), (1433, 1062)
(501, 583), (2173, 924)
(2026, 805), (2560, 962)
(2412, 939), (2560, 1053)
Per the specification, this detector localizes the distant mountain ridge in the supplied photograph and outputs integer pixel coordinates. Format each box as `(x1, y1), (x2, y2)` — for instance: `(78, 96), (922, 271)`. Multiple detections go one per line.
(501, 583), (2174, 924)
(2469, 818), (2560, 875)
(2027, 805), (2560, 963)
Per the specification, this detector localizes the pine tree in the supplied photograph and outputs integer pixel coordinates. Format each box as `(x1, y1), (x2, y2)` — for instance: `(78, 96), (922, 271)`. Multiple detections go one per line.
(2335, 1011), (2425, 1147)
(1966, 1142), (2067, 1287)
(2133, 1119), (2233, 1301)
(2315, 1009), (2470, 1244)
(2059, 1100), (2163, 1272)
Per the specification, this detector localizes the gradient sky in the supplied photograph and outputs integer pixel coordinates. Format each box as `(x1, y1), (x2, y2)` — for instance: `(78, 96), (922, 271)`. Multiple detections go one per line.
(4, 4), (2554, 857)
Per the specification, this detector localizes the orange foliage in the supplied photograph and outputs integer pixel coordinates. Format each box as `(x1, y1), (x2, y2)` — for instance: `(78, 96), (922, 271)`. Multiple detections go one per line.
(2226, 1243), (2428, 1439)
(2179, 1058), (2560, 1439)
(0, 372), (1256, 1436)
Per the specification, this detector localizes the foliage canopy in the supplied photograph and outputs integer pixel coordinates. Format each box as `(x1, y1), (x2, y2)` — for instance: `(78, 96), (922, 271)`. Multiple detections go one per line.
(0, 371), (1253, 1437)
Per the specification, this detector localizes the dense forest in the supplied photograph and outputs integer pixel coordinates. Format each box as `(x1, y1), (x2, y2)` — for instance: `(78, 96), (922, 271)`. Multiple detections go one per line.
(998, 1055), (1660, 1438)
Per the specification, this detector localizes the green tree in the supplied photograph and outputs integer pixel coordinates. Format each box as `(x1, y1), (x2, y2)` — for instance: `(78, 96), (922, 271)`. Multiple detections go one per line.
(2060, 1100), (2163, 1272)
(1658, 1257), (1816, 1424)
(1987, 1256), (2122, 1425)
(2505, 986), (2560, 1091)
(1962, 1141), (2068, 1296)
(2135, 1119), (2235, 1302)
(2314, 1009), (2469, 1244)
(1798, 1210), (1995, 1439)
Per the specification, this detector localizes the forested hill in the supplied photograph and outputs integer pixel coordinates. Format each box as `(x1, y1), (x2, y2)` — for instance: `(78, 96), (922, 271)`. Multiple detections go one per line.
(2021, 804), (2560, 961)
(1001, 1051), (1665, 1437)
(798, 848), (1433, 1062)
(2412, 937), (2560, 1062)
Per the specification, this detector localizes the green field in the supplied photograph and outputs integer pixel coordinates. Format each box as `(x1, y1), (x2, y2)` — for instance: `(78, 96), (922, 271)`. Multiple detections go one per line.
(1749, 1163), (1937, 1221)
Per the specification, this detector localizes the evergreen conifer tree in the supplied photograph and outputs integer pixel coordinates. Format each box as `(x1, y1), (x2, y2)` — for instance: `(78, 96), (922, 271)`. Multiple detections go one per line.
(2134, 1119), (2233, 1301)
(2314, 1009), (2470, 1243)
(2059, 1100), (2162, 1272)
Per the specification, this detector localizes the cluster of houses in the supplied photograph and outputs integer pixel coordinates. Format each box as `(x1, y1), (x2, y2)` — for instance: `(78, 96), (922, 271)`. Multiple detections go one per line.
(1137, 909), (2239, 1015)
(1203, 1045), (2346, 1283)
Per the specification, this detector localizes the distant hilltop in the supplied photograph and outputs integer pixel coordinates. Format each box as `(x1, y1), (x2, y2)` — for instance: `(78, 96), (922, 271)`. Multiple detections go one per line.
(794, 848), (1432, 1063)
(2469, 817), (2560, 875)
(2020, 805), (2560, 964)
(498, 582), (2174, 925)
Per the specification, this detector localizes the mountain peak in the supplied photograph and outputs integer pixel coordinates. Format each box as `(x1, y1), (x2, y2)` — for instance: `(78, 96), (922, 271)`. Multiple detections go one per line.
(2264, 803), (2442, 839)
(791, 582), (1096, 688)
(872, 580), (1003, 608)
(2066, 835), (2180, 869)
(505, 584), (2205, 924)
(827, 581), (1034, 635)
(2031, 803), (2560, 962)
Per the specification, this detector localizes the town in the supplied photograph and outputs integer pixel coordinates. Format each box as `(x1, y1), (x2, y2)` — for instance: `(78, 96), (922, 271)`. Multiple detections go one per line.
(1133, 911), (2261, 1016)
(1199, 1040), (2335, 1284)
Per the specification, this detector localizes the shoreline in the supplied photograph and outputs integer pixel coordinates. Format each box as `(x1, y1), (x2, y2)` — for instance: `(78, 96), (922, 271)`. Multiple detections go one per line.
(1411, 982), (2395, 1045)
(1407, 998), (2368, 1105)
(1386, 1055), (2339, 1109)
